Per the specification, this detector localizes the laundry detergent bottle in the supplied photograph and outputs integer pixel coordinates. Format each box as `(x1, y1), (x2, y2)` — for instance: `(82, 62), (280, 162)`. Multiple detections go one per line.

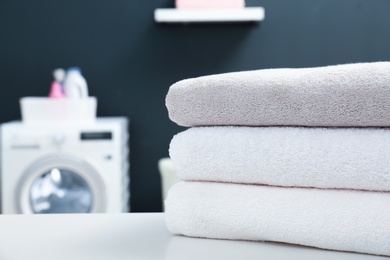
(63, 67), (89, 99)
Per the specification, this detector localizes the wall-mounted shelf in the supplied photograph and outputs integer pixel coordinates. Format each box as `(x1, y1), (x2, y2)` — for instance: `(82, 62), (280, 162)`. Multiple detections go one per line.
(154, 7), (265, 24)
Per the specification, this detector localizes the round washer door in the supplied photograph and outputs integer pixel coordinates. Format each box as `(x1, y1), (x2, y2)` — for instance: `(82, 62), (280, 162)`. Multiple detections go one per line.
(17, 154), (106, 214)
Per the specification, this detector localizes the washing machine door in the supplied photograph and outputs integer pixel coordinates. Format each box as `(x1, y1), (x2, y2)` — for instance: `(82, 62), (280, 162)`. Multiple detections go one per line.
(17, 154), (106, 214)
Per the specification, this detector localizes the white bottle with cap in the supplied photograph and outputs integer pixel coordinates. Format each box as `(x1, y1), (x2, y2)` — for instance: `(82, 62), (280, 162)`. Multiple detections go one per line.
(63, 67), (89, 99)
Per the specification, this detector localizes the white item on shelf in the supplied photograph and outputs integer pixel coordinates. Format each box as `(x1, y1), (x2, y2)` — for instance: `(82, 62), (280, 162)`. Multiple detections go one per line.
(154, 7), (265, 23)
(20, 97), (97, 125)
(63, 68), (89, 99)
(158, 158), (180, 206)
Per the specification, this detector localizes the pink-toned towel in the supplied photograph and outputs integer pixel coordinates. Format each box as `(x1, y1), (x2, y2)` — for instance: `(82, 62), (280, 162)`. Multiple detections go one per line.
(165, 181), (390, 256)
(176, 0), (245, 10)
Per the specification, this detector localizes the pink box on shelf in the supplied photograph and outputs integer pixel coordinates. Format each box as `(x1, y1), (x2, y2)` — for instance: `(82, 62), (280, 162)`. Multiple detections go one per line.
(176, 0), (245, 10)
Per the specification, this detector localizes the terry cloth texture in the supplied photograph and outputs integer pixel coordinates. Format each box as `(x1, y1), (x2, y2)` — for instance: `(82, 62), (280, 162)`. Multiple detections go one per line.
(169, 126), (390, 191)
(166, 62), (390, 127)
(165, 181), (390, 256)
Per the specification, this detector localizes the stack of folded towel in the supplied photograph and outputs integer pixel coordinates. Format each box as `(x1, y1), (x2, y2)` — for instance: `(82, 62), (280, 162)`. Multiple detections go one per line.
(164, 62), (390, 256)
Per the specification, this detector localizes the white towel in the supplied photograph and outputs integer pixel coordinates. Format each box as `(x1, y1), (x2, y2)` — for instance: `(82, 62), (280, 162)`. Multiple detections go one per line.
(169, 126), (390, 191)
(166, 62), (390, 127)
(165, 181), (390, 256)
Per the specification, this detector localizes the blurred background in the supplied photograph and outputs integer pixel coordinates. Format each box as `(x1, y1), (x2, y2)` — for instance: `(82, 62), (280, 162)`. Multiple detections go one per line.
(0, 0), (390, 212)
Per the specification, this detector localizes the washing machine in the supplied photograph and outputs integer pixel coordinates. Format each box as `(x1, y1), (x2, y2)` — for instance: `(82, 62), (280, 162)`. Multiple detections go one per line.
(0, 117), (129, 214)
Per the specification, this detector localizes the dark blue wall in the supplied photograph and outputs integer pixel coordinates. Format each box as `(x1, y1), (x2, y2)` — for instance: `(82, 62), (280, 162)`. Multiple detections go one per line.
(1, 0), (390, 212)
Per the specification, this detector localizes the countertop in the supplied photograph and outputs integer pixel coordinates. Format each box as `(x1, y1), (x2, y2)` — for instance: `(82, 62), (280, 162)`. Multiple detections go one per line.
(0, 213), (386, 260)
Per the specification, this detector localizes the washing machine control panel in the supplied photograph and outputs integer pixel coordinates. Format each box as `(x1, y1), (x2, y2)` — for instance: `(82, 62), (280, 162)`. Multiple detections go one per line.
(10, 135), (40, 149)
(80, 132), (112, 140)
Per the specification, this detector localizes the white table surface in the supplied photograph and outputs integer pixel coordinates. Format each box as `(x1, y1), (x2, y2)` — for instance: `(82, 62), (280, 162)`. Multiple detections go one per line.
(0, 213), (386, 260)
